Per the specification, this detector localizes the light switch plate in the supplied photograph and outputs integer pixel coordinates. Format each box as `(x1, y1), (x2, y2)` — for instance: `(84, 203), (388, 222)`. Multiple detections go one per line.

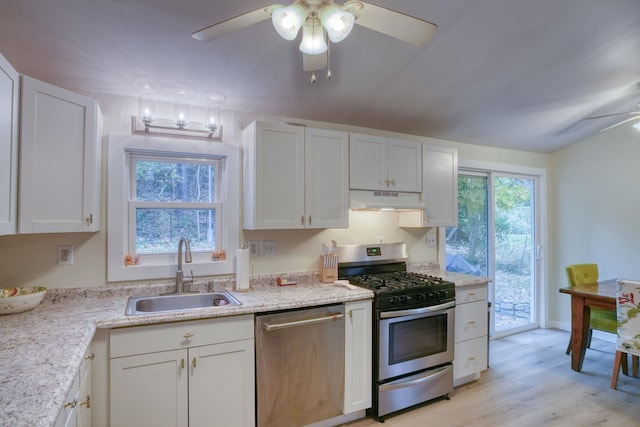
(260, 240), (276, 256)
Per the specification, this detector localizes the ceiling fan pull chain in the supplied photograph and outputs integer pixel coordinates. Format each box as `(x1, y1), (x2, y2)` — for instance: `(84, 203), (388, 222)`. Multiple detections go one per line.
(327, 38), (332, 80)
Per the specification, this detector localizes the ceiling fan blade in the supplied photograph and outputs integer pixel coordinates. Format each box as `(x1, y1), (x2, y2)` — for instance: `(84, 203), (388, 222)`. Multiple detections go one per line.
(303, 53), (327, 72)
(345, 1), (437, 46)
(584, 111), (640, 120)
(597, 116), (640, 133)
(192, 7), (272, 42)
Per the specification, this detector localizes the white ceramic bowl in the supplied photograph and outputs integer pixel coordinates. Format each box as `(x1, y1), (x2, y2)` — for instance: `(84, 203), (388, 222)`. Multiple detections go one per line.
(0, 286), (47, 315)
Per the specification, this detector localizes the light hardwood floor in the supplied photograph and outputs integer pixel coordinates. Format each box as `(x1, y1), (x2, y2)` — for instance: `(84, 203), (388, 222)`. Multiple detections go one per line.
(341, 328), (640, 426)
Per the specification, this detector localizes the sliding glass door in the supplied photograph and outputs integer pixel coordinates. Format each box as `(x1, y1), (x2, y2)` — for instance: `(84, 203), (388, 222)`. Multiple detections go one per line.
(446, 170), (540, 337)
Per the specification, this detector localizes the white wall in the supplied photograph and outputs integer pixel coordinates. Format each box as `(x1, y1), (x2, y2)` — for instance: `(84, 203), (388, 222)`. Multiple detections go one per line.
(549, 124), (640, 328)
(0, 92), (550, 288)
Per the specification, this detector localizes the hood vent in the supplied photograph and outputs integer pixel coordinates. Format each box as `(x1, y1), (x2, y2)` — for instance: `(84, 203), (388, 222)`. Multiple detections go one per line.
(350, 190), (426, 210)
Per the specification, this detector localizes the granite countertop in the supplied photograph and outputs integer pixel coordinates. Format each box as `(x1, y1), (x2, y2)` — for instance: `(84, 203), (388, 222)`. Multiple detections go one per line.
(0, 269), (489, 427)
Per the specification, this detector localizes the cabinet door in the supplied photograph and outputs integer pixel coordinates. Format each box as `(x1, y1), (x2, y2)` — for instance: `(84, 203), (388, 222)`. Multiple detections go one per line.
(76, 362), (92, 427)
(349, 133), (387, 191)
(422, 145), (458, 226)
(189, 340), (255, 427)
(0, 52), (19, 235)
(344, 300), (372, 413)
(387, 138), (422, 192)
(305, 128), (349, 228)
(243, 121), (305, 229)
(110, 350), (188, 427)
(19, 76), (100, 233)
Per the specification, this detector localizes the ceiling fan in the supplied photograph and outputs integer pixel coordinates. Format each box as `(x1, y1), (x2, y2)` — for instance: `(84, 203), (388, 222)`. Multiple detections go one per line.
(583, 104), (640, 133)
(192, 1), (437, 82)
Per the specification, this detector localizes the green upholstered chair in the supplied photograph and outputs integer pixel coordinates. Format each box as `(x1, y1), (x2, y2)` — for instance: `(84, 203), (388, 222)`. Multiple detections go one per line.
(565, 264), (617, 355)
(611, 279), (640, 389)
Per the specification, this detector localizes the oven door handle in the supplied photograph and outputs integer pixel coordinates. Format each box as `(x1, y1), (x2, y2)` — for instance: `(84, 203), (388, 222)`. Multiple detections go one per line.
(380, 301), (455, 318)
(381, 365), (452, 391)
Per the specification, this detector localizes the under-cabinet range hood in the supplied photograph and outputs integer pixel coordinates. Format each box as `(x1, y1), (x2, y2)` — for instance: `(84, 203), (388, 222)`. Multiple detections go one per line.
(349, 190), (426, 211)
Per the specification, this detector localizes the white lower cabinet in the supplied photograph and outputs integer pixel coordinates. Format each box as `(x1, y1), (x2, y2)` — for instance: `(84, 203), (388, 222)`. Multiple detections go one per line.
(454, 284), (489, 386)
(344, 299), (372, 414)
(109, 316), (254, 427)
(56, 348), (92, 427)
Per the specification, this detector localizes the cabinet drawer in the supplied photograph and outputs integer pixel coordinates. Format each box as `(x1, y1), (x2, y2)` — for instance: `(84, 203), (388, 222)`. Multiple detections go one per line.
(455, 300), (489, 343)
(456, 285), (488, 304)
(454, 336), (488, 380)
(110, 315), (254, 358)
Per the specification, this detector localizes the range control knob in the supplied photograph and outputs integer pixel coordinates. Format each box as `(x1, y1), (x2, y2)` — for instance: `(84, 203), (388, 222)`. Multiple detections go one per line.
(416, 293), (426, 302)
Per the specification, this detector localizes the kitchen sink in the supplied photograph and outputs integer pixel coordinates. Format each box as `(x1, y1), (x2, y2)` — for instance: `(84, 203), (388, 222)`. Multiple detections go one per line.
(125, 291), (242, 316)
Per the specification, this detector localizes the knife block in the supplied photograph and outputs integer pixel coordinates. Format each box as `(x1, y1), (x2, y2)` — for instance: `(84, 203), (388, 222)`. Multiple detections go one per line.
(319, 255), (338, 283)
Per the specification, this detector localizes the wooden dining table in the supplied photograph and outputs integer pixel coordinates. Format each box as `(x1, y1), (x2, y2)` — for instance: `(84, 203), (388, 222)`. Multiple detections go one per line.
(559, 279), (617, 372)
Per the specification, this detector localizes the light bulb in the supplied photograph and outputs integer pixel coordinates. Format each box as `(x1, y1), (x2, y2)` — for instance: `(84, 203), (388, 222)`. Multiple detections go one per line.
(320, 6), (354, 43)
(299, 20), (328, 55)
(272, 4), (306, 40)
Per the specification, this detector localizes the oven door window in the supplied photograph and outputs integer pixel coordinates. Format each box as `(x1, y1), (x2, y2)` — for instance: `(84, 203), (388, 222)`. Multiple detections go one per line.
(389, 313), (447, 365)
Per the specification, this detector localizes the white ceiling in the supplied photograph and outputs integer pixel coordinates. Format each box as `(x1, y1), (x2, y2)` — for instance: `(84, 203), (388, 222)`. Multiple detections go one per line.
(0, 0), (638, 153)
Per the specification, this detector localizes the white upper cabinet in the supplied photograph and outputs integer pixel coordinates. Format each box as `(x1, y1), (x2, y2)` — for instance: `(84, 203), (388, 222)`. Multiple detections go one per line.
(398, 144), (458, 227)
(19, 76), (101, 233)
(423, 144), (458, 226)
(0, 52), (19, 235)
(349, 133), (422, 193)
(243, 121), (349, 229)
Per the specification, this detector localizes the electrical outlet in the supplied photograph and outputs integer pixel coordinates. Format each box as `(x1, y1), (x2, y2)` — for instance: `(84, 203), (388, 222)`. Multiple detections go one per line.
(260, 240), (276, 256)
(426, 228), (437, 247)
(247, 240), (260, 257)
(58, 245), (74, 265)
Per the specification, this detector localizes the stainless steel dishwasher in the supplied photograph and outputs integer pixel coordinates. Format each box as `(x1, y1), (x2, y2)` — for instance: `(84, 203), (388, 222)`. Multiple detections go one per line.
(256, 304), (345, 427)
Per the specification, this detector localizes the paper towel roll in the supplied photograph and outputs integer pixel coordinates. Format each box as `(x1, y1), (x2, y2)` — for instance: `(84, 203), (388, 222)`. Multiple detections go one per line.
(235, 247), (250, 291)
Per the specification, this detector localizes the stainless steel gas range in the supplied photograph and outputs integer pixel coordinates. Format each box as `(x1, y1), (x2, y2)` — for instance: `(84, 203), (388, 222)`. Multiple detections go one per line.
(338, 242), (455, 421)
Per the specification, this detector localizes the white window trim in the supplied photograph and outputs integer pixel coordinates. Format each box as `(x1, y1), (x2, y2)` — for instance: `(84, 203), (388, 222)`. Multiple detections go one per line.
(107, 133), (240, 282)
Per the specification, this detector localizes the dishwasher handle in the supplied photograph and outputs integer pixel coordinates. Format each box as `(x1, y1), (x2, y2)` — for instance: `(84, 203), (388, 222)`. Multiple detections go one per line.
(263, 313), (344, 331)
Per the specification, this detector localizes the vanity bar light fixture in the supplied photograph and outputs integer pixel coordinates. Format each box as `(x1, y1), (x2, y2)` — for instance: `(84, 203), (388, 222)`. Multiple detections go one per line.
(131, 107), (222, 140)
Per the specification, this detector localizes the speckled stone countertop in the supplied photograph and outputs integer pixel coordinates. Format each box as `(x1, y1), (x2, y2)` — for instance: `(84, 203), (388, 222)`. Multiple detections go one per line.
(0, 269), (488, 427)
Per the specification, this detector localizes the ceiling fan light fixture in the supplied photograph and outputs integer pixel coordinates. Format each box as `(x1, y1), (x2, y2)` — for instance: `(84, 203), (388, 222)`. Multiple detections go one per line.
(271, 4), (307, 40)
(299, 18), (328, 55)
(320, 5), (355, 43)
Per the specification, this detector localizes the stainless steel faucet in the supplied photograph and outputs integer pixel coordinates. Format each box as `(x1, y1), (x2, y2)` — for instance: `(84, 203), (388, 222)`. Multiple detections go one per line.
(175, 237), (193, 293)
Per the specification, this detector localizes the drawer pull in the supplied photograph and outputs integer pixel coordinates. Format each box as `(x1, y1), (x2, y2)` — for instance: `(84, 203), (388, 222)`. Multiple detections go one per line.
(84, 353), (95, 360)
(192, 357), (197, 368)
(180, 358), (185, 369)
(468, 292), (477, 296)
(79, 396), (91, 409)
(468, 320), (476, 324)
(183, 333), (194, 339)
(468, 356), (476, 361)
(64, 399), (77, 409)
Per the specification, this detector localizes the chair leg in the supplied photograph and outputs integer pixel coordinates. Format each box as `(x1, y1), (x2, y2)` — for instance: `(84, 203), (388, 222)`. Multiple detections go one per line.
(587, 329), (593, 348)
(565, 334), (572, 355)
(621, 353), (629, 376)
(612, 351), (623, 389)
(633, 355), (639, 377)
